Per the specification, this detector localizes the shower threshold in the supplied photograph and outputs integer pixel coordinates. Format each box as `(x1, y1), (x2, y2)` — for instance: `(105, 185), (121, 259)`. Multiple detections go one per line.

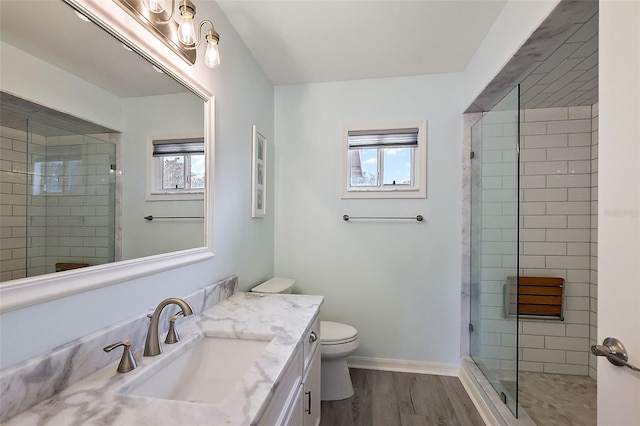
(459, 357), (536, 426)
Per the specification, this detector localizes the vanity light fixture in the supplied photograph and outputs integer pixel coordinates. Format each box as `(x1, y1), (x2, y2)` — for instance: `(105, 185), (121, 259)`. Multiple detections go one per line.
(176, 1), (196, 45)
(201, 21), (221, 68)
(112, 0), (221, 69)
(176, 1), (220, 68)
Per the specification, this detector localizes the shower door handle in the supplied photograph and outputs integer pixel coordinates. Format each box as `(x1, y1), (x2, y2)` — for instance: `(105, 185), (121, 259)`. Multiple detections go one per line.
(591, 337), (640, 372)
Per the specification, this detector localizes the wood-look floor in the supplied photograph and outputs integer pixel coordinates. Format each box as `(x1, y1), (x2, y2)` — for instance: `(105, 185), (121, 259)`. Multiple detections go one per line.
(320, 369), (485, 426)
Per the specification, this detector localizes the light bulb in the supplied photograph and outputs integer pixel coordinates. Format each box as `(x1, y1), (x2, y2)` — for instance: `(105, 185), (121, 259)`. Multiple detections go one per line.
(204, 38), (220, 68)
(177, 10), (196, 45)
(142, 0), (167, 13)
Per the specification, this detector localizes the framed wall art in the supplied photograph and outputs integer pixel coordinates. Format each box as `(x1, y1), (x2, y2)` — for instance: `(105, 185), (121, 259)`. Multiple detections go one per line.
(251, 125), (267, 217)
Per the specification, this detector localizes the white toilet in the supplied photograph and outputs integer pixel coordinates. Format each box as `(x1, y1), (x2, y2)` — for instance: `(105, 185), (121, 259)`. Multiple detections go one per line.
(251, 277), (360, 401)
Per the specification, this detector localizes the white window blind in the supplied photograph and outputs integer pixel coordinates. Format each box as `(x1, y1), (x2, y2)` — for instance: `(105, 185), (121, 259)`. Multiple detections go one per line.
(152, 138), (204, 156)
(347, 128), (419, 149)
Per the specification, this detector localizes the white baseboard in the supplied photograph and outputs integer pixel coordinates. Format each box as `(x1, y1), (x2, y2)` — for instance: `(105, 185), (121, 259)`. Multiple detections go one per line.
(347, 356), (460, 377)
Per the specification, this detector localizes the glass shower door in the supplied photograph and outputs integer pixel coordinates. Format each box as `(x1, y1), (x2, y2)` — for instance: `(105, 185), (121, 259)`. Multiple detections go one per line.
(26, 121), (117, 276)
(469, 86), (520, 416)
(83, 134), (117, 265)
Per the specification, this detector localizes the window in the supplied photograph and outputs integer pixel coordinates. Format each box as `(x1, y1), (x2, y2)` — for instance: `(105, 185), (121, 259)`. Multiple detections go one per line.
(32, 146), (84, 196)
(343, 122), (427, 198)
(33, 160), (82, 195)
(147, 137), (205, 200)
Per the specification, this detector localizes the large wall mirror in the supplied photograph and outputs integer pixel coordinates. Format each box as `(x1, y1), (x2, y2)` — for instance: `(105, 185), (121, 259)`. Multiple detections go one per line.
(0, 0), (214, 312)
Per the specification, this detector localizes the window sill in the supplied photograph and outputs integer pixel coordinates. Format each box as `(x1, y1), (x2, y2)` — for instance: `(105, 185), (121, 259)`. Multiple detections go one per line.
(342, 188), (426, 199)
(146, 192), (204, 201)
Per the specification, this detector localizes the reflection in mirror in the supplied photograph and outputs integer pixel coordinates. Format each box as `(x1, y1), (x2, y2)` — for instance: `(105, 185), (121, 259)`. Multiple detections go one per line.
(0, 1), (205, 282)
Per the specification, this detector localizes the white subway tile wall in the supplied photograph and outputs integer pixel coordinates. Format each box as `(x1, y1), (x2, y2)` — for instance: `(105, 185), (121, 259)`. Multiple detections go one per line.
(476, 105), (597, 377)
(0, 126), (116, 281)
(1, 127), (30, 281)
(519, 106), (597, 376)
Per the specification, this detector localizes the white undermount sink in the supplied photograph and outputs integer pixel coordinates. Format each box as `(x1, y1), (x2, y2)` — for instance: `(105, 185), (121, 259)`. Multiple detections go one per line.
(123, 334), (271, 404)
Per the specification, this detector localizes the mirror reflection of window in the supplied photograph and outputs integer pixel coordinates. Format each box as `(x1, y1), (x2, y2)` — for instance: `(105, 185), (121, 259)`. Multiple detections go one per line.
(162, 156), (185, 189)
(150, 138), (205, 198)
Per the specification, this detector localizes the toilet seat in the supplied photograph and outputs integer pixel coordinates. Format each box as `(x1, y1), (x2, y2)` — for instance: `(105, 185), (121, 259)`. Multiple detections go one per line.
(321, 321), (358, 345)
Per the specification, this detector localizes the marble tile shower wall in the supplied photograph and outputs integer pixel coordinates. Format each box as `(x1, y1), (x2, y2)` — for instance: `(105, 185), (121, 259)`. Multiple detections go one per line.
(478, 106), (597, 376)
(0, 275), (238, 423)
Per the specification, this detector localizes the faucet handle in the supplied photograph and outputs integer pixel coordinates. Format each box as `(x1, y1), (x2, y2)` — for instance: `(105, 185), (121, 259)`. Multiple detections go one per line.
(103, 339), (137, 373)
(164, 311), (184, 344)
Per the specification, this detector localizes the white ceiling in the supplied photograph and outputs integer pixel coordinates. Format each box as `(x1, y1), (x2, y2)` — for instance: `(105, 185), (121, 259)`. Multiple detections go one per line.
(1, 1), (507, 90)
(217, 0), (508, 85)
(1, 0), (598, 111)
(0, 0), (187, 98)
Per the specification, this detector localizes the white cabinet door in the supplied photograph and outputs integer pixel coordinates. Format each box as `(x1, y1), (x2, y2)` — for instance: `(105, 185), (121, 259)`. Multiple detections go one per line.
(284, 385), (304, 426)
(258, 348), (303, 426)
(303, 347), (321, 426)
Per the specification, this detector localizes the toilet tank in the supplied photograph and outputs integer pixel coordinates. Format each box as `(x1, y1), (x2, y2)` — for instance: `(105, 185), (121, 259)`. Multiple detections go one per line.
(251, 277), (295, 294)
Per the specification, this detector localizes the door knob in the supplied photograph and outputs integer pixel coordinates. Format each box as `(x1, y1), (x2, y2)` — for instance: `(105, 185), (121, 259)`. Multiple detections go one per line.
(591, 337), (640, 372)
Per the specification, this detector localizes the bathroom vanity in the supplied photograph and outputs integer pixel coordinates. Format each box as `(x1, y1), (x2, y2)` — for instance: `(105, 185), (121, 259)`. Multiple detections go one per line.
(259, 316), (321, 426)
(2, 288), (323, 425)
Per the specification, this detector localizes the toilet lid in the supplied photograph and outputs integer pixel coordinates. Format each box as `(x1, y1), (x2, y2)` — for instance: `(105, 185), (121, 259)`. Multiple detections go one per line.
(251, 277), (295, 294)
(321, 321), (358, 344)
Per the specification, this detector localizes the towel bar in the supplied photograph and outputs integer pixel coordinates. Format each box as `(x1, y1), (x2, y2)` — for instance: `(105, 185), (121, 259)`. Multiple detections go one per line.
(144, 215), (204, 221)
(343, 214), (423, 222)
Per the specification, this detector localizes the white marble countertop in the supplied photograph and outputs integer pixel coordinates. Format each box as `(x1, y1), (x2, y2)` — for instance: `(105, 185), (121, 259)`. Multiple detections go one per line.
(4, 292), (323, 426)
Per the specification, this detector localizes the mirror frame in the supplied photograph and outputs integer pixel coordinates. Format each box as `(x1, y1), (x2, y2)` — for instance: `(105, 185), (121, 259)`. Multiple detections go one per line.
(0, 0), (215, 313)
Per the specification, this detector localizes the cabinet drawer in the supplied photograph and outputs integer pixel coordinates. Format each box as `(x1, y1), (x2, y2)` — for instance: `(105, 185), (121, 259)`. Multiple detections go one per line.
(304, 316), (320, 369)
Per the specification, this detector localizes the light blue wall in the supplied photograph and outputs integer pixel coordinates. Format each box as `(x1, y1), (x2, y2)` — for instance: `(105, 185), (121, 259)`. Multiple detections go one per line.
(271, 0), (564, 367)
(121, 92), (205, 259)
(274, 74), (464, 364)
(0, 41), (122, 130)
(0, 1), (275, 369)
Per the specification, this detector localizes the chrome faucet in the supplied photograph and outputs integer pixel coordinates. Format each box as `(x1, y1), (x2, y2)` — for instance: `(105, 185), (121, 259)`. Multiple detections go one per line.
(144, 297), (193, 356)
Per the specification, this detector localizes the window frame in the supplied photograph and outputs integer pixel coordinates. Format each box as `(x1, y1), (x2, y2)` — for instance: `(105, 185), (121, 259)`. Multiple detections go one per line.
(146, 135), (205, 201)
(342, 121), (427, 199)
